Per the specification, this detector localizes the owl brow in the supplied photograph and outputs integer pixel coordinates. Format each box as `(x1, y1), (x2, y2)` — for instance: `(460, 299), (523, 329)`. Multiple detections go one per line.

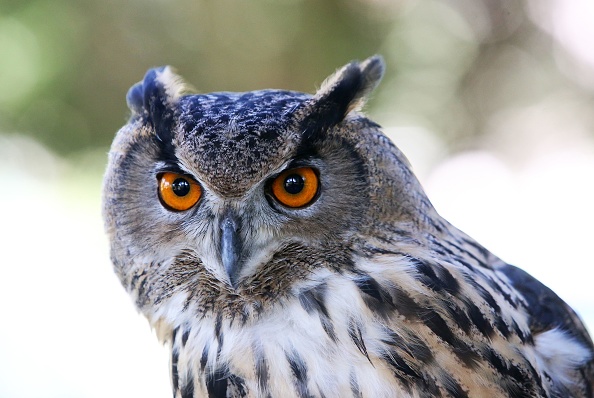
(291, 134), (321, 163)
(154, 130), (179, 167)
(154, 160), (186, 176)
(285, 156), (321, 171)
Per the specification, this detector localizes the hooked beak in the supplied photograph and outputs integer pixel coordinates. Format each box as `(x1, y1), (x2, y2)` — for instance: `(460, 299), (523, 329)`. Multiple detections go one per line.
(220, 211), (243, 288)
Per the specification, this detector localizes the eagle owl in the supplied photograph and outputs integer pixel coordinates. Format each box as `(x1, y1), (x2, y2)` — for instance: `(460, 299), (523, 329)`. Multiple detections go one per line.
(102, 56), (593, 397)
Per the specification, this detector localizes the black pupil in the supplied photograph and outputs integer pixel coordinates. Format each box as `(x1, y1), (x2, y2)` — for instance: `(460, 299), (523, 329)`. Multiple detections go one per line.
(284, 174), (304, 194)
(172, 178), (191, 196)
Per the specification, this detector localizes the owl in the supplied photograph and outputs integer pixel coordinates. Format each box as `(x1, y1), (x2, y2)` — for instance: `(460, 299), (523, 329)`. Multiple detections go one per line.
(102, 56), (593, 397)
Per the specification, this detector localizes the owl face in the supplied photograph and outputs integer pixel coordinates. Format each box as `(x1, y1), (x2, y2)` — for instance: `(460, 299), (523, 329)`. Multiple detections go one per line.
(102, 56), (421, 318)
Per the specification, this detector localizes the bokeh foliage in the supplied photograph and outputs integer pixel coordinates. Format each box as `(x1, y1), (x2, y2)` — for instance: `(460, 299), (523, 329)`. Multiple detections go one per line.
(0, 0), (592, 156)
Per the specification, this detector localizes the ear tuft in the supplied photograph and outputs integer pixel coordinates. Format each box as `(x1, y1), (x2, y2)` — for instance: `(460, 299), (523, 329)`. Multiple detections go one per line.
(126, 66), (187, 118)
(316, 55), (385, 114)
(126, 66), (189, 143)
(299, 55), (385, 140)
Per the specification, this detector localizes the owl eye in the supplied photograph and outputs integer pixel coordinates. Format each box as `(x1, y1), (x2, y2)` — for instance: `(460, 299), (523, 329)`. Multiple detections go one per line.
(271, 167), (319, 208)
(158, 172), (202, 211)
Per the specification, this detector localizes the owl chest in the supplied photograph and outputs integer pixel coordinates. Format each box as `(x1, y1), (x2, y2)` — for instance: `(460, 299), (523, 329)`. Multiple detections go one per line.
(170, 295), (409, 398)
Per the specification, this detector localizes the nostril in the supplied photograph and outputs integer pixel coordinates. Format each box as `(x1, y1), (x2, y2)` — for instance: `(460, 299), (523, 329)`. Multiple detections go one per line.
(221, 217), (238, 232)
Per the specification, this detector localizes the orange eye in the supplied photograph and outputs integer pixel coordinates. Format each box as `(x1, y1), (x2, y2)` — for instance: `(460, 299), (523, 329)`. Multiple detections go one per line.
(271, 167), (319, 208)
(158, 172), (201, 211)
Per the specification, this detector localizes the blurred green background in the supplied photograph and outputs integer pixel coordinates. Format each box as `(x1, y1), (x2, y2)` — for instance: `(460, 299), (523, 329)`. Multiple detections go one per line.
(3, 0), (593, 158)
(1, 0), (593, 397)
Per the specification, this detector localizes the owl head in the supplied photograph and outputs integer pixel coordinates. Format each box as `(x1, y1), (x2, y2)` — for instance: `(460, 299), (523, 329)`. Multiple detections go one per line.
(102, 56), (432, 324)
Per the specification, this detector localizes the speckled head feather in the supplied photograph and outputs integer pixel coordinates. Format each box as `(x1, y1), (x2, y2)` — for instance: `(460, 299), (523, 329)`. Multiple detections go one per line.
(103, 56), (593, 398)
(174, 91), (307, 197)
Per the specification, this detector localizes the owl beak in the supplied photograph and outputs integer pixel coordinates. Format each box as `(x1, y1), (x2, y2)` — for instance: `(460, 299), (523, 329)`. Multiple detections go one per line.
(220, 212), (243, 289)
